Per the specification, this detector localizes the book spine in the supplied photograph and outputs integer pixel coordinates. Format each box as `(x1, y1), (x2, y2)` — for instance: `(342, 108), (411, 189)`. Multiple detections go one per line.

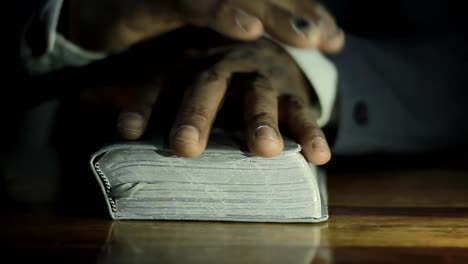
(94, 162), (117, 213)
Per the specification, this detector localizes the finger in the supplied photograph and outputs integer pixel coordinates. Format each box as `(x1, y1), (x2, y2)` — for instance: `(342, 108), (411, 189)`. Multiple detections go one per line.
(170, 69), (230, 157)
(170, 54), (260, 157)
(315, 4), (346, 54)
(319, 28), (345, 54)
(243, 73), (284, 157)
(117, 78), (161, 140)
(279, 95), (331, 165)
(177, 0), (263, 40)
(284, 2), (344, 52)
(229, 0), (321, 48)
(209, 5), (264, 41)
(111, 3), (185, 51)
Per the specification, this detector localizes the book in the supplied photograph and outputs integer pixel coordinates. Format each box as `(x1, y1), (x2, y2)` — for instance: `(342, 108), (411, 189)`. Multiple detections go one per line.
(90, 130), (328, 223)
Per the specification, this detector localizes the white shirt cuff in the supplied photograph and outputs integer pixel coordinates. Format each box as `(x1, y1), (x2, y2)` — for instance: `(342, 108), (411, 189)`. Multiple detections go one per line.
(21, 0), (108, 75)
(264, 34), (338, 127)
(278, 45), (338, 127)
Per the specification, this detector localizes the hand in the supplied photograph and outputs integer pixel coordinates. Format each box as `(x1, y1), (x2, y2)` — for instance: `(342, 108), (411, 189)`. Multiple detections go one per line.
(115, 38), (332, 165)
(65, 0), (344, 54)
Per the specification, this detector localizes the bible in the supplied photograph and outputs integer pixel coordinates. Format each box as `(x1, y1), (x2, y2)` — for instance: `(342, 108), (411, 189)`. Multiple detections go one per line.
(90, 130), (328, 223)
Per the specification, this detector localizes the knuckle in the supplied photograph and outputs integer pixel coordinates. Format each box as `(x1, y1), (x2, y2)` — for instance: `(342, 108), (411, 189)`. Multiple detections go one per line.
(198, 69), (222, 83)
(263, 65), (284, 78)
(293, 110), (318, 128)
(252, 75), (274, 92)
(215, 2), (230, 17)
(300, 122), (319, 132)
(262, 4), (276, 26)
(180, 105), (210, 124)
(300, 123), (323, 139)
(284, 94), (307, 109)
(249, 111), (275, 126)
(233, 49), (257, 60)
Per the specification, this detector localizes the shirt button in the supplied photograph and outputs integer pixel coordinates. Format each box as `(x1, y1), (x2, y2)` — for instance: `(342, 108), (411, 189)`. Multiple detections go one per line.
(354, 101), (368, 126)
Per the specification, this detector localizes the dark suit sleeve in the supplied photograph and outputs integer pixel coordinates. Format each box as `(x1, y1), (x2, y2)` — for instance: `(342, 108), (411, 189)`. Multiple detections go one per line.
(321, 0), (468, 154)
(2, 1), (48, 158)
(6, 0), (56, 112)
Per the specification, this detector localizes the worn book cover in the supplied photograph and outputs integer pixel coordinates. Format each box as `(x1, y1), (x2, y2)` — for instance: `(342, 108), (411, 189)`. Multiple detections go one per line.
(90, 131), (328, 222)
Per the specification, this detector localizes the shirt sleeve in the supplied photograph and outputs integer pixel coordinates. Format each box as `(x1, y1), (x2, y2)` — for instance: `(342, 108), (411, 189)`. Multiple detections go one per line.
(20, 0), (108, 75)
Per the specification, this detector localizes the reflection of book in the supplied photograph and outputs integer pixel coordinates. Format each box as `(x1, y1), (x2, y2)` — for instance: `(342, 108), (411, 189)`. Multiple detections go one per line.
(90, 130), (328, 222)
(98, 221), (332, 264)
(98, 221), (330, 264)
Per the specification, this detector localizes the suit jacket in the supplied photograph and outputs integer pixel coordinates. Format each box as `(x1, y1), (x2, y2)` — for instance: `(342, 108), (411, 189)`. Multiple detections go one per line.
(321, 0), (468, 154)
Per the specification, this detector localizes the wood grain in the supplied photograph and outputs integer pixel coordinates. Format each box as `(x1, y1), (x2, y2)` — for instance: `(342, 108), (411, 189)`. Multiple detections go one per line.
(2, 168), (468, 263)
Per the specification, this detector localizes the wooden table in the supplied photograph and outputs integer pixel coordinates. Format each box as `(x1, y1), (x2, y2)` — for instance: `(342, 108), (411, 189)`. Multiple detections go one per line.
(2, 167), (468, 263)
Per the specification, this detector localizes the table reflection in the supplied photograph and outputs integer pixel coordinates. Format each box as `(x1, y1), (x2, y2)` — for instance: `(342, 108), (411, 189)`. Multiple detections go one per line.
(98, 221), (330, 264)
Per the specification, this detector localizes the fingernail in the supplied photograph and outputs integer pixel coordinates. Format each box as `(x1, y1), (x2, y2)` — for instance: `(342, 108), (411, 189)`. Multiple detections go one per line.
(255, 125), (279, 141)
(174, 125), (200, 145)
(311, 137), (330, 153)
(235, 9), (260, 32)
(290, 17), (319, 41)
(118, 112), (144, 131)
